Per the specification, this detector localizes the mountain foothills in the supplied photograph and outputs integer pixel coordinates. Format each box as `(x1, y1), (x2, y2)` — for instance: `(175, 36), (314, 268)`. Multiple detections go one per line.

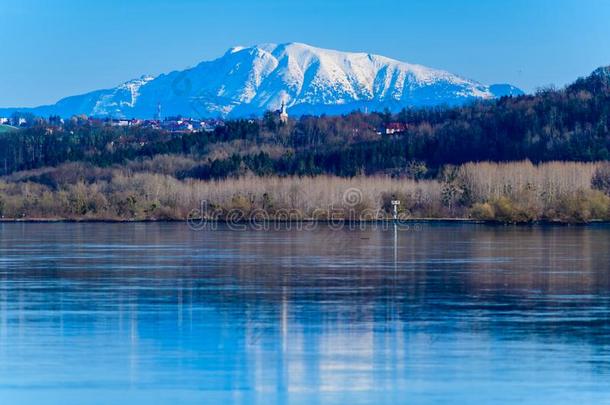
(0, 43), (523, 119)
(0, 65), (609, 223)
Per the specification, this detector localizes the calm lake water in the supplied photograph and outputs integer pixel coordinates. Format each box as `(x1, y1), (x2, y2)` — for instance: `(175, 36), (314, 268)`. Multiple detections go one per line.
(1, 222), (610, 404)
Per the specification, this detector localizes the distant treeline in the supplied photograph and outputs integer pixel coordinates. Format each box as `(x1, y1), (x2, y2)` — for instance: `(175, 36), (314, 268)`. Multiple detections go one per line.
(1, 67), (610, 179)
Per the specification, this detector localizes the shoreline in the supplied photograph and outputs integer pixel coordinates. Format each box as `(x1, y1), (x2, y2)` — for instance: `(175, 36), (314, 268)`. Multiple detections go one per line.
(1, 217), (609, 226)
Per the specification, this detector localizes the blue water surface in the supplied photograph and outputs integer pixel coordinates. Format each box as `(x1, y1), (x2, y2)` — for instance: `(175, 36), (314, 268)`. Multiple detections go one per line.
(0, 222), (610, 404)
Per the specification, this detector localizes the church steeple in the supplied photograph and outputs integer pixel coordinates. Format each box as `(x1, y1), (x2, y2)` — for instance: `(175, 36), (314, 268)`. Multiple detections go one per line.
(279, 100), (288, 123)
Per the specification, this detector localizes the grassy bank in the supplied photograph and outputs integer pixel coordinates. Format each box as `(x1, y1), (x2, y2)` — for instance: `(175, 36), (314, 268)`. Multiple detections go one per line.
(1, 159), (609, 223)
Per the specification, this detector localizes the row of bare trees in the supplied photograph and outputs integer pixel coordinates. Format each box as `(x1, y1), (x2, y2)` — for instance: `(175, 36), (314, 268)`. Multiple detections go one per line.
(1, 160), (608, 223)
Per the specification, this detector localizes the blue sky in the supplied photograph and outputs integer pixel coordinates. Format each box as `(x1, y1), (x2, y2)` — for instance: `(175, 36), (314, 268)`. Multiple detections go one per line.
(2, 0), (610, 107)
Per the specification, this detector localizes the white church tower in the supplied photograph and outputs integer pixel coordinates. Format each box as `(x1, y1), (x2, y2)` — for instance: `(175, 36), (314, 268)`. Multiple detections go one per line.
(279, 100), (288, 124)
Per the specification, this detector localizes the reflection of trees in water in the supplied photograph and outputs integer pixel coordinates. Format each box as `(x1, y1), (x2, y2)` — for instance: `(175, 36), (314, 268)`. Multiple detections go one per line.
(2, 223), (610, 362)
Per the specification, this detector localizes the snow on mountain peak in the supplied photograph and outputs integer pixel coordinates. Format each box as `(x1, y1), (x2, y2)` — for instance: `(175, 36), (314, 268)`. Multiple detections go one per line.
(3, 42), (523, 119)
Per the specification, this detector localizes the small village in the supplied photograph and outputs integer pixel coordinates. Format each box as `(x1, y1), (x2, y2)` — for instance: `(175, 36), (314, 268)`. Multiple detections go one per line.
(0, 114), (227, 134)
(0, 102), (411, 137)
(0, 101), (294, 134)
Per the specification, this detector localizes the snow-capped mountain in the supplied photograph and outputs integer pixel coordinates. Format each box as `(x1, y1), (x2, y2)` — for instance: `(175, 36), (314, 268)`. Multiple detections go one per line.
(1, 43), (523, 118)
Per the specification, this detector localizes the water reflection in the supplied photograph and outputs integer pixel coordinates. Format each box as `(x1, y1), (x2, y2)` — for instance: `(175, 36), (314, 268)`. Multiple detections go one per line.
(0, 222), (610, 404)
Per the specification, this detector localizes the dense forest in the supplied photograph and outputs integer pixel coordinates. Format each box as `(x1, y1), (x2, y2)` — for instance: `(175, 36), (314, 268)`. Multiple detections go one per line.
(1, 67), (610, 222)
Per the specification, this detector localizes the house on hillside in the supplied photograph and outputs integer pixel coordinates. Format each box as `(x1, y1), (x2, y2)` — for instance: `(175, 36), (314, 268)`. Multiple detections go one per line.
(380, 122), (407, 135)
(161, 118), (194, 133)
(108, 118), (131, 127)
(142, 120), (161, 130)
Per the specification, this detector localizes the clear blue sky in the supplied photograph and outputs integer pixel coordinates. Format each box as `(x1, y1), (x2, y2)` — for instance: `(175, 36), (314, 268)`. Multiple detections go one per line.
(2, 0), (610, 107)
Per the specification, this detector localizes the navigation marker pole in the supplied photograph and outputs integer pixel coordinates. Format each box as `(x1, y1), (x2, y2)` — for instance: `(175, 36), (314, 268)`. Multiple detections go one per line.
(391, 199), (400, 262)
(391, 200), (400, 223)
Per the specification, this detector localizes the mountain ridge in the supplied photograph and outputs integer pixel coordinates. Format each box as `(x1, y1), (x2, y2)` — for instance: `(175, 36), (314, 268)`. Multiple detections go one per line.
(1, 42), (524, 118)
